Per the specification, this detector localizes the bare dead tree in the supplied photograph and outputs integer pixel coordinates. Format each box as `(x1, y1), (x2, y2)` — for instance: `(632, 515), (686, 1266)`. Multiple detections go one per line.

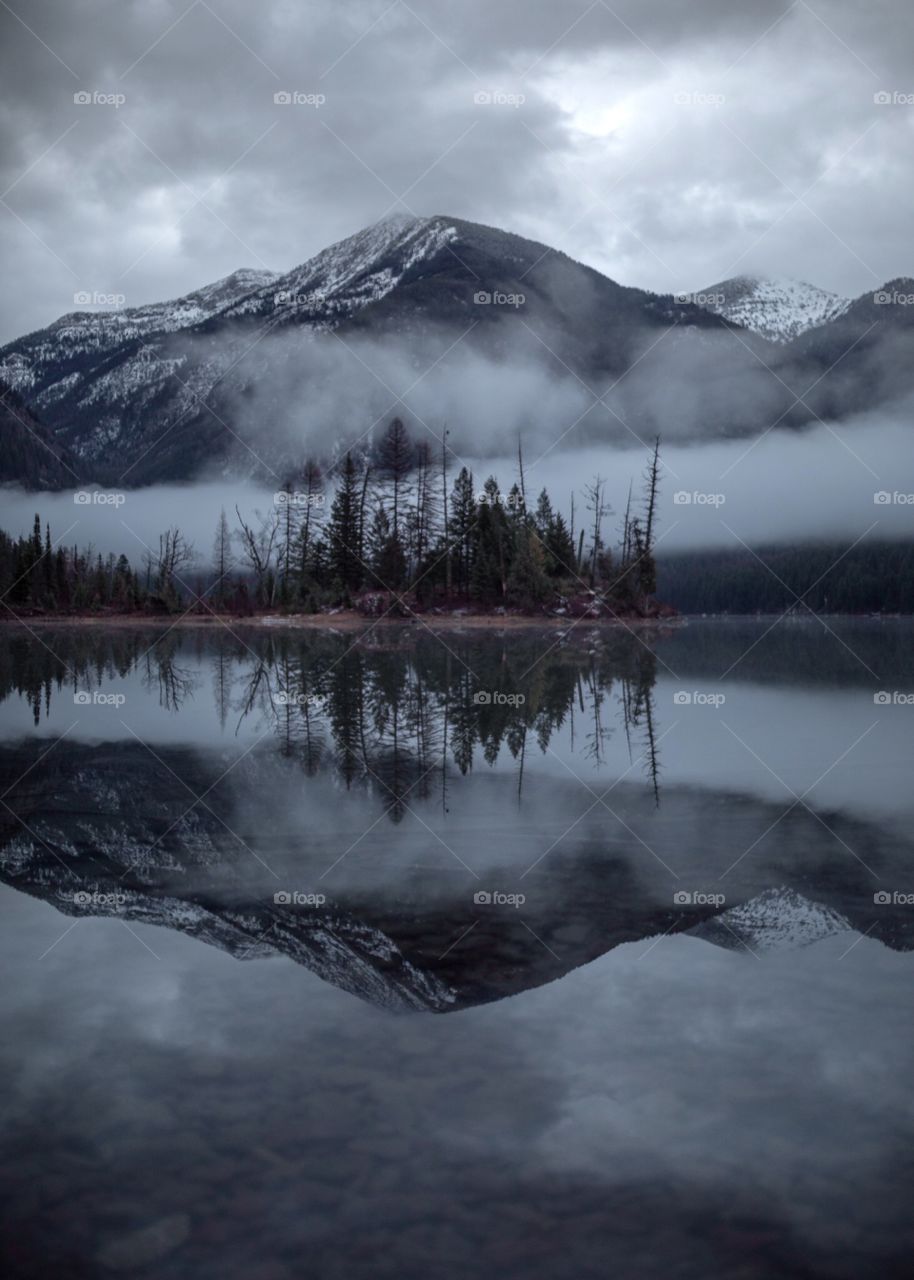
(298, 458), (325, 589)
(640, 436), (661, 598)
(235, 505), (280, 607)
(441, 427), (452, 599)
(150, 527), (195, 602)
(276, 484), (301, 604)
(358, 456), (373, 574)
(411, 440), (433, 580)
(583, 476), (611, 589)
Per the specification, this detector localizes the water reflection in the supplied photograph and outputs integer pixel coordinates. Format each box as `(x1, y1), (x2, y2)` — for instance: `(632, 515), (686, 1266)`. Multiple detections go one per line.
(0, 622), (912, 1014)
(2, 620), (914, 1279)
(0, 625), (662, 804)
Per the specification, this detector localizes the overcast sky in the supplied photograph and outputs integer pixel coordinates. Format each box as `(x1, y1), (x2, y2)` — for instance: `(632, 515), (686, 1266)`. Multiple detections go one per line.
(1, 0), (912, 343)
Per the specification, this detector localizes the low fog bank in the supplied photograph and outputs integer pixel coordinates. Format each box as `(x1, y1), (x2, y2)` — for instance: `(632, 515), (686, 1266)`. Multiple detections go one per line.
(2, 412), (911, 563)
(464, 412), (914, 552)
(187, 318), (914, 470)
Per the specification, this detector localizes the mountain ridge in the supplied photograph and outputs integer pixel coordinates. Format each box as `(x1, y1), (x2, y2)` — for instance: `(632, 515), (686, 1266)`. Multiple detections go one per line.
(1, 216), (912, 488)
(697, 273), (851, 342)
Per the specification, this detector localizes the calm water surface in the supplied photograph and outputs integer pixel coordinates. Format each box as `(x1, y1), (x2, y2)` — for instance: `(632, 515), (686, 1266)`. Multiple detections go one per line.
(1, 619), (913, 1279)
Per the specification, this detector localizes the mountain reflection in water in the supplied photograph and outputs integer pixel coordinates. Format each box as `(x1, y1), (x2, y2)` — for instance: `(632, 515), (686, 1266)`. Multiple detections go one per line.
(2, 620), (914, 1280)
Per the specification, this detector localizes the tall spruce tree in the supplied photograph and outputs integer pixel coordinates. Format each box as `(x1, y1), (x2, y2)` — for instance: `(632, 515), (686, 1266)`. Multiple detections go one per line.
(329, 452), (364, 595)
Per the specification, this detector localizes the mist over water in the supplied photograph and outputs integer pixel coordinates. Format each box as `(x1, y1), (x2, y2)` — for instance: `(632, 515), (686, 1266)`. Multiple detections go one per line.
(3, 411), (911, 561)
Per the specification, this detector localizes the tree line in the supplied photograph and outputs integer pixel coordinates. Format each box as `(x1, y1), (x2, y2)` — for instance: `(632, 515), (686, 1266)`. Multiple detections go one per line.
(0, 420), (663, 617)
(656, 541), (914, 615)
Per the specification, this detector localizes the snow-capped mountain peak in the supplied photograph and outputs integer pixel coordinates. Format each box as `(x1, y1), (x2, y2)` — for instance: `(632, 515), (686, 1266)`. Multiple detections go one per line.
(698, 274), (851, 342)
(224, 213), (458, 321)
(686, 887), (852, 952)
(0, 266), (281, 397)
(61, 266), (281, 334)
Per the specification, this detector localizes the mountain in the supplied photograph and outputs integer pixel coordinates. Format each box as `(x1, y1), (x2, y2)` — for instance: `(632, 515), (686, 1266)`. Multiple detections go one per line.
(1, 725), (911, 1013)
(1, 266), (280, 397)
(698, 275), (850, 342)
(0, 215), (743, 486)
(1, 216), (913, 488)
(0, 267), (281, 487)
(0, 379), (79, 489)
(685, 887), (851, 952)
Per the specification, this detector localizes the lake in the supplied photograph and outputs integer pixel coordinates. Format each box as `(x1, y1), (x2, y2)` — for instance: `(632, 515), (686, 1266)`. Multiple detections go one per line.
(1, 617), (912, 1279)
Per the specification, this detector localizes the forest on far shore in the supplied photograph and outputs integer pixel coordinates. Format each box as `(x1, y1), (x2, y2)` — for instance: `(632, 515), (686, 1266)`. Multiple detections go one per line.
(1, 418), (910, 620)
(657, 541), (914, 615)
(0, 423), (665, 620)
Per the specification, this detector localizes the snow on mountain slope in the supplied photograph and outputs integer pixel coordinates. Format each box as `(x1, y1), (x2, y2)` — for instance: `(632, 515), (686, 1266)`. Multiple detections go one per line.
(224, 213), (458, 323)
(0, 267), (279, 396)
(2, 213), (902, 488)
(686, 887), (852, 953)
(697, 275), (851, 343)
(0, 217), (455, 423)
(1, 835), (457, 1012)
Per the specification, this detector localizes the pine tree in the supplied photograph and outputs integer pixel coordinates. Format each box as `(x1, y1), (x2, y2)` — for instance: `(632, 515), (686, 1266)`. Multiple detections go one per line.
(447, 467), (476, 597)
(507, 525), (550, 605)
(367, 503), (406, 589)
(212, 509), (234, 608)
(472, 478), (510, 601)
(329, 452), (364, 595)
(548, 512), (575, 578)
(377, 417), (413, 541)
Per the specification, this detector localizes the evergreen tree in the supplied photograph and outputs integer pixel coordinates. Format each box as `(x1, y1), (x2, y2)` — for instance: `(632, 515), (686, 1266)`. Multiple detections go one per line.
(377, 417), (413, 541)
(447, 467), (476, 597)
(328, 452), (364, 595)
(507, 525), (550, 605)
(471, 478), (510, 602)
(212, 509), (234, 608)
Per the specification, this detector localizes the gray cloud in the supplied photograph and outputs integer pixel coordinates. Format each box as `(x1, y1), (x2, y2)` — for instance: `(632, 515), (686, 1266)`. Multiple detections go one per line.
(1, 0), (912, 343)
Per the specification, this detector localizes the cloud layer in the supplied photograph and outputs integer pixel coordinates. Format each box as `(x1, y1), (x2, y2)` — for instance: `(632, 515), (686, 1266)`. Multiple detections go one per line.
(2, 0), (913, 343)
